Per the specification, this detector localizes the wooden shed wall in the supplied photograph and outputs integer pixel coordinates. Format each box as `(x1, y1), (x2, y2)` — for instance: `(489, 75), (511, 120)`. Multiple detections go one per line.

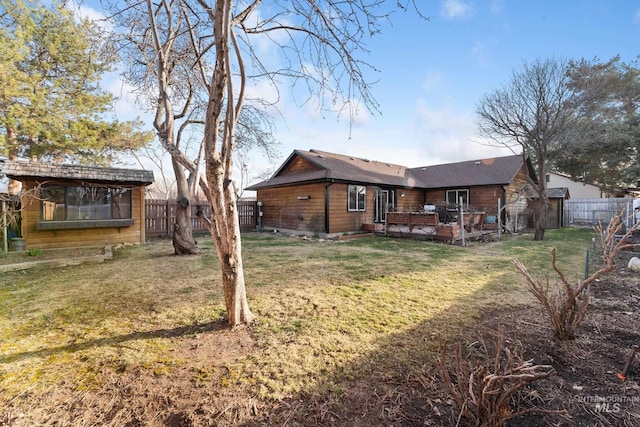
(20, 178), (146, 250)
(257, 183), (326, 232)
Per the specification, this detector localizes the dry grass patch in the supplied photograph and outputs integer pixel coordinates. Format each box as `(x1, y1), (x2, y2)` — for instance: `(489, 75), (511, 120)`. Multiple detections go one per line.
(0, 229), (596, 425)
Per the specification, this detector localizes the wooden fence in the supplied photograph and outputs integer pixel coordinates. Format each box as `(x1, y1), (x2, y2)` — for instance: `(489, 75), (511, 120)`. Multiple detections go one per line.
(563, 198), (636, 228)
(145, 199), (257, 237)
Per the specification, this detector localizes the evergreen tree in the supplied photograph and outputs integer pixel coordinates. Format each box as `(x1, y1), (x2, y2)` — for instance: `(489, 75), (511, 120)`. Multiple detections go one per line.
(0, 0), (152, 164)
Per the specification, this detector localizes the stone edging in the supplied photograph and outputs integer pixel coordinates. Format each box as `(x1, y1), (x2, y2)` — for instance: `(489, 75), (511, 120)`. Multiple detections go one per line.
(0, 246), (113, 273)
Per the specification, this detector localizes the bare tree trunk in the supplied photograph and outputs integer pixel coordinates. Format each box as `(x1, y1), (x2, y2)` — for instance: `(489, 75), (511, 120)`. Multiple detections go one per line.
(534, 192), (550, 241)
(219, 198), (254, 325)
(533, 154), (549, 241)
(172, 157), (201, 255)
(202, 0), (254, 325)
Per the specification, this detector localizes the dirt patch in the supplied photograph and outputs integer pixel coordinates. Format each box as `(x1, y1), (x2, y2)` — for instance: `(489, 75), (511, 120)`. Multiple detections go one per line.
(175, 321), (256, 365)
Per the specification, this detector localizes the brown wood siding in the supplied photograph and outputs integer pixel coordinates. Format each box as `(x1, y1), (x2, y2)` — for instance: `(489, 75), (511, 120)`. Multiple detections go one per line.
(327, 183), (374, 234)
(423, 164), (532, 213)
(423, 189), (447, 206)
(424, 187), (503, 213)
(503, 165), (531, 205)
(279, 156), (322, 176)
(469, 186), (503, 211)
(20, 178), (146, 250)
(256, 183), (326, 232)
(397, 189), (424, 212)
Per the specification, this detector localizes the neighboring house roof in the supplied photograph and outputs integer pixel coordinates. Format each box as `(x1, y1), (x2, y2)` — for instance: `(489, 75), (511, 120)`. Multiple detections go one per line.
(247, 149), (535, 190)
(2, 160), (155, 185)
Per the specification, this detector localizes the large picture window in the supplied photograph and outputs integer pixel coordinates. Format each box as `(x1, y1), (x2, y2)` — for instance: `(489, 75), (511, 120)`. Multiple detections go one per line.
(348, 185), (366, 211)
(446, 189), (469, 207)
(40, 184), (132, 222)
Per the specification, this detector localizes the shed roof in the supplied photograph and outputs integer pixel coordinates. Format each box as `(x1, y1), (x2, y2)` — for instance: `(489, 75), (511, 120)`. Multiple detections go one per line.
(2, 160), (154, 185)
(546, 187), (570, 199)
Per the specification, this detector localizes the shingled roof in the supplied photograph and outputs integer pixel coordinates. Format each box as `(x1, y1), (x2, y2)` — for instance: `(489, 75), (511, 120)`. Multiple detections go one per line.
(248, 149), (414, 189)
(408, 155), (536, 188)
(247, 149), (534, 190)
(2, 160), (154, 185)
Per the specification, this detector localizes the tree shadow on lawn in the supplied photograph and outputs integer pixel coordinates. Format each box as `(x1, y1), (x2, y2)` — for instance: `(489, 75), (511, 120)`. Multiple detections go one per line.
(0, 318), (227, 365)
(240, 287), (637, 427)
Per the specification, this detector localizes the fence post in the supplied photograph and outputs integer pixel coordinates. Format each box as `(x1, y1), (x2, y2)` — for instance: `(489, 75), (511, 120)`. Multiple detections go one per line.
(166, 199), (171, 237)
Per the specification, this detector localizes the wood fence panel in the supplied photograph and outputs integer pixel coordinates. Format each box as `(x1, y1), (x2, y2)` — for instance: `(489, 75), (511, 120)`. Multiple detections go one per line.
(145, 199), (257, 237)
(564, 198), (634, 228)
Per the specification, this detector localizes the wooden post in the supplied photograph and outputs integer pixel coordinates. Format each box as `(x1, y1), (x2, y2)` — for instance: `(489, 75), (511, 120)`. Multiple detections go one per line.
(166, 199), (171, 237)
(497, 199), (501, 240)
(459, 197), (465, 246)
(1, 200), (7, 253)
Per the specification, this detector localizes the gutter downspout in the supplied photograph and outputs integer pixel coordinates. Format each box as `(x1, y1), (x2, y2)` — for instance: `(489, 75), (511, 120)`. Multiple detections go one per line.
(324, 180), (334, 234)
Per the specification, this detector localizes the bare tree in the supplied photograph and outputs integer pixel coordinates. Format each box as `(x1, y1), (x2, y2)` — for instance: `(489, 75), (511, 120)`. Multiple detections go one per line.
(109, 0), (418, 325)
(477, 58), (578, 241)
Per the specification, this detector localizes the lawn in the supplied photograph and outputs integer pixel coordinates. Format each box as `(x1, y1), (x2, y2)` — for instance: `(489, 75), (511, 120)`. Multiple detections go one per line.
(0, 229), (600, 425)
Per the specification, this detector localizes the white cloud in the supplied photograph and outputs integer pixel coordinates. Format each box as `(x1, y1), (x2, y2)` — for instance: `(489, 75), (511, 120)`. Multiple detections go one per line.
(469, 40), (491, 68)
(490, 0), (504, 14)
(66, 0), (112, 30)
(412, 98), (513, 164)
(440, 0), (473, 20)
(420, 71), (444, 92)
(103, 73), (150, 120)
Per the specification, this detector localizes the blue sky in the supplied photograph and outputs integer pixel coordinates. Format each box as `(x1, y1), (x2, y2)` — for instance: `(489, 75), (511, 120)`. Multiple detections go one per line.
(82, 0), (640, 184)
(232, 0), (640, 180)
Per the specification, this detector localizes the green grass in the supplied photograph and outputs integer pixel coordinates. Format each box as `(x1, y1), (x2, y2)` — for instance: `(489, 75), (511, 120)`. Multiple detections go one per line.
(0, 228), (596, 403)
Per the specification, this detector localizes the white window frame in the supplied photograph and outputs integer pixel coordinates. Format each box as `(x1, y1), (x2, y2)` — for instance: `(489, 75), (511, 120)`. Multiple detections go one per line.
(446, 189), (469, 207)
(348, 184), (366, 211)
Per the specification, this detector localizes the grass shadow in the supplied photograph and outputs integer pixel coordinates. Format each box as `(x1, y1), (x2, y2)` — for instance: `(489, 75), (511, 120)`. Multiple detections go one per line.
(0, 318), (227, 365)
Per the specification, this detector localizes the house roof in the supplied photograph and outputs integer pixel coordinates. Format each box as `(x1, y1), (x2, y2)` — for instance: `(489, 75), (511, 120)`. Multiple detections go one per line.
(408, 155), (535, 188)
(2, 160), (155, 185)
(247, 149), (412, 189)
(247, 149), (535, 191)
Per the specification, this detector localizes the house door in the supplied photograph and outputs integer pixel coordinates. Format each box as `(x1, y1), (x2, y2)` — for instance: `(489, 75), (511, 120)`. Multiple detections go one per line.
(374, 189), (394, 223)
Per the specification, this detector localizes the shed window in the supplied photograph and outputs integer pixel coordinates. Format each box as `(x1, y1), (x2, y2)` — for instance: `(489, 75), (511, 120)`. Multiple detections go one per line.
(348, 185), (366, 211)
(446, 189), (469, 207)
(41, 184), (132, 221)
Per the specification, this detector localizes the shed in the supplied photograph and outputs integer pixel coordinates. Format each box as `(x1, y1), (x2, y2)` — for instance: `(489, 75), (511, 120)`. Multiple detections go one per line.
(2, 160), (154, 249)
(546, 187), (570, 229)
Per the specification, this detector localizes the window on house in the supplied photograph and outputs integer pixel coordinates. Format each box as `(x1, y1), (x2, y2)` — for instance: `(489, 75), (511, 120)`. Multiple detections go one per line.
(40, 184), (132, 221)
(446, 189), (469, 207)
(348, 185), (366, 211)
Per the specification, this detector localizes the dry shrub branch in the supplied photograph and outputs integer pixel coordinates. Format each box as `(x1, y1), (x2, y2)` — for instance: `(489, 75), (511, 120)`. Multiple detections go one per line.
(513, 211), (639, 340)
(438, 326), (562, 427)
